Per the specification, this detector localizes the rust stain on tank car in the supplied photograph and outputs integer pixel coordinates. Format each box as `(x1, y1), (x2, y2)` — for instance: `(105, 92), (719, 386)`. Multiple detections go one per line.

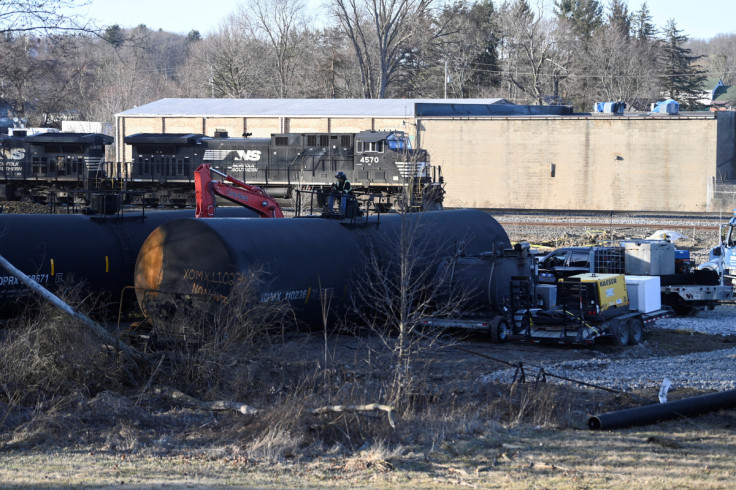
(134, 227), (166, 304)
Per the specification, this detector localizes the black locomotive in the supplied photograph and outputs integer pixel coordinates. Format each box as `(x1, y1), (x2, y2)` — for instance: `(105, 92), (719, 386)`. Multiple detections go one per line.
(1, 129), (442, 211)
(0, 131), (113, 203)
(121, 130), (436, 209)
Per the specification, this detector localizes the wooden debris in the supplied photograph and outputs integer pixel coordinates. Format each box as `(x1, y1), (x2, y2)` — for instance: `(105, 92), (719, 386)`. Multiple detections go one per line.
(312, 403), (396, 428)
(153, 386), (260, 415)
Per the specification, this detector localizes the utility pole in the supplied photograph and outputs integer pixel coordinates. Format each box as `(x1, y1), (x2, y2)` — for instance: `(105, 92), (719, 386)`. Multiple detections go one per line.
(210, 65), (214, 98)
(444, 60), (447, 99)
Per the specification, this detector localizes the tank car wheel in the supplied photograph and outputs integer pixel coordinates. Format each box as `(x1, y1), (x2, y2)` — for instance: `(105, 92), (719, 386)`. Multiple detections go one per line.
(612, 321), (630, 346)
(628, 318), (644, 345)
(490, 317), (509, 344)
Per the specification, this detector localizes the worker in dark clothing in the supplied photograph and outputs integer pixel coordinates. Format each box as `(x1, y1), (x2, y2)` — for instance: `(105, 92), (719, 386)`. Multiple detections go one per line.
(327, 171), (353, 214)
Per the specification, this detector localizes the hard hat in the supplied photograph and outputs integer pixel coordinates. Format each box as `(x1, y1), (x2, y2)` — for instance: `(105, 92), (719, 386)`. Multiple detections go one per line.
(335, 171), (346, 179)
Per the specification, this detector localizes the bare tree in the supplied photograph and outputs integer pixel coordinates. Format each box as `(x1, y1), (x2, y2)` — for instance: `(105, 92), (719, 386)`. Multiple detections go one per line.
(348, 185), (473, 407)
(234, 0), (309, 98)
(424, 0), (500, 99)
(0, 0), (92, 35)
(497, 0), (561, 104)
(74, 26), (188, 122)
(308, 27), (365, 98)
(691, 34), (736, 85)
(178, 17), (267, 99)
(332, 0), (433, 98)
(0, 34), (91, 124)
(585, 26), (646, 105)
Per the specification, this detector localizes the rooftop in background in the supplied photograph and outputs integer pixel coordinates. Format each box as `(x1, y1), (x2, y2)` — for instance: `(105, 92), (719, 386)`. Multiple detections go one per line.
(117, 98), (578, 118)
(713, 83), (736, 102)
(701, 79), (736, 110)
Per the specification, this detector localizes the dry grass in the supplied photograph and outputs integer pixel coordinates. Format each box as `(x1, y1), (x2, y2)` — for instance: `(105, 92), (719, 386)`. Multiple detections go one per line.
(1, 419), (735, 488)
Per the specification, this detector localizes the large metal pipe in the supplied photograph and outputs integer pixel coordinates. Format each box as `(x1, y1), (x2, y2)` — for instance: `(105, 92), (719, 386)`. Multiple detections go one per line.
(588, 388), (736, 430)
(0, 208), (257, 317)
(133, 209), (510, 328)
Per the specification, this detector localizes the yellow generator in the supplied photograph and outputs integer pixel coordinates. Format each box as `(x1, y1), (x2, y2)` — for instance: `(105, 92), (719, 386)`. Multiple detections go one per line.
(558, 273), (629, 320)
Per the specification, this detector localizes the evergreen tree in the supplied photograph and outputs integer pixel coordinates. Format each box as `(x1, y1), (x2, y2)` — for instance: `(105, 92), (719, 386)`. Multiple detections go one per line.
(553, 0), (604, 44)
(659, 19), (707, 110)
(607, 0), (631, 38)
(632, 1), (656, 41)
(468, 0), (500, 91)
(103, 24), (125, 48)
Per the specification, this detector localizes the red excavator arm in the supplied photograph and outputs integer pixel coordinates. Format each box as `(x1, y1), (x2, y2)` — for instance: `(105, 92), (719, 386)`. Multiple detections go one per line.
(194, 163), (284, 218)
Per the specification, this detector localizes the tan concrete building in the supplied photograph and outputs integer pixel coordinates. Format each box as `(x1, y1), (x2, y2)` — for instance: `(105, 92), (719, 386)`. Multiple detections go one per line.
(417, 112), (736, 212)
(116, 99), (736, 213)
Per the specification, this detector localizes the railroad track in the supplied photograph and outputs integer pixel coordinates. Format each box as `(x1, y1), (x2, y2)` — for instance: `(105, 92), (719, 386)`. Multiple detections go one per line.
(482, 209), (732, 231)
(496, 219), (720, 230)
(483, 208), (734, 220)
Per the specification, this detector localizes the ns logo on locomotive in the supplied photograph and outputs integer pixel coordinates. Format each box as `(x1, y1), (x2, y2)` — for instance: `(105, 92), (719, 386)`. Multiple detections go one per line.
(0, 127), (442, 211)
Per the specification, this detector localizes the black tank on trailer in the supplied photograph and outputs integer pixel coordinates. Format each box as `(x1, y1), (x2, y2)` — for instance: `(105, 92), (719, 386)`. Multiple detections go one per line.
(0, 208), (258, 318)
(434, 243), (537, 313)
(133, 209), (510, 328)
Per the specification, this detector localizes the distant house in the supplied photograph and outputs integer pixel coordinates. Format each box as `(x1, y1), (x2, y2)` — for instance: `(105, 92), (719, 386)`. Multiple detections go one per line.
(703, 79), (736, 110)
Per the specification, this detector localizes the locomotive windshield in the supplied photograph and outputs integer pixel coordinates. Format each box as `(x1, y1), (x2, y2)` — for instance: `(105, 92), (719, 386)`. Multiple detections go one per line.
(386, 132), (411, 150)
(355, 131), (413, 153)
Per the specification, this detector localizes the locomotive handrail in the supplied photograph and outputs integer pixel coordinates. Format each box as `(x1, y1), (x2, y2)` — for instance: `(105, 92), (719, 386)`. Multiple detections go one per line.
(294, 188), (386, 221)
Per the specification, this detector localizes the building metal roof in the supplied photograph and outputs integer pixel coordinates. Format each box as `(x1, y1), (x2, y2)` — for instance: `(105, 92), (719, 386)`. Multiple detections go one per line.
(116, 98), (510, 117)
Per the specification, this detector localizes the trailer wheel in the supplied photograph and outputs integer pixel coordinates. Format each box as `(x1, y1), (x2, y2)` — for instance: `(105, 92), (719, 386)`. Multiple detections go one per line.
(490, 317), (509, 344)
(612, 322), (630, 346)
(628, 318), (644, 345)
(672, 304), (696, 316)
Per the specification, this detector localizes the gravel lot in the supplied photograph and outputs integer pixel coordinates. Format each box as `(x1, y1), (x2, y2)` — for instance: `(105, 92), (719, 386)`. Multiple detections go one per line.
(484, 211), (736, 394)
(480, 305), (736, 392)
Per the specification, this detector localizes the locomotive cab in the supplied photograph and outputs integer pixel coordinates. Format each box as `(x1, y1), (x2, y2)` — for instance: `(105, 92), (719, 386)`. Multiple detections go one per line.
(353, 130), (429, 188)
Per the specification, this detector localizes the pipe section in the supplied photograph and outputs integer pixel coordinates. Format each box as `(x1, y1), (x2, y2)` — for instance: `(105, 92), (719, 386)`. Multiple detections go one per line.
(588, 388), (736, 430)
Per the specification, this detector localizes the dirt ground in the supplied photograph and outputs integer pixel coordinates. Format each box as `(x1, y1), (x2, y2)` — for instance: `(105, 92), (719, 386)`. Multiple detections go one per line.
(1, 328), (736, 488)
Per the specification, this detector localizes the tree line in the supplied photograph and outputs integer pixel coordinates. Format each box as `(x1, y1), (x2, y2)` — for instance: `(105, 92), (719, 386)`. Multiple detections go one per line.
(1, 0), (735, 127)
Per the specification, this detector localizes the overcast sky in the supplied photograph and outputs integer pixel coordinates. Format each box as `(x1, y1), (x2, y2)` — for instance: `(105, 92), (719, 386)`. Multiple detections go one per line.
(79, 0), (735, 41)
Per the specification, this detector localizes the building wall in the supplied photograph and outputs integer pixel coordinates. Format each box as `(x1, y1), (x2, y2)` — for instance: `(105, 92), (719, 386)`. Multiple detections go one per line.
(286, 118), (329, 133)
(116, 116), (164, 162)
(203, 117), (246, 137)
(162, 117), (202, 133)
(244, 117), (282, 136)
(419, 116), (722, 212)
